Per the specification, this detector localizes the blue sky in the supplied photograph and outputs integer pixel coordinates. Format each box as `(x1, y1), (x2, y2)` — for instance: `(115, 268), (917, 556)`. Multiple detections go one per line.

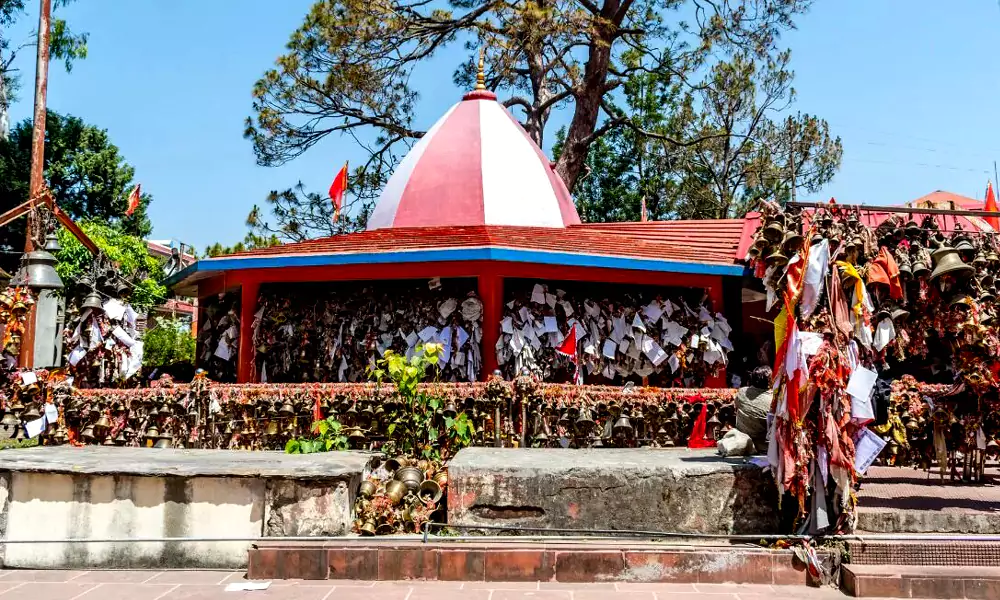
(6, 0), (1000, 250)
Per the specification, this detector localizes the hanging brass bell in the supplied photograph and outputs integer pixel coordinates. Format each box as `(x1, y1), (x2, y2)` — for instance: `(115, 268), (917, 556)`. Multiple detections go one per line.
(753, 236), (770, 250)
(154, 433), (173, 449)
(265, 420), (279, 436)
(94, 414), (111, 432)
(80, 424), (96, 442)
(765, 248), (789, 267)
(575, 407), (595, 431)
(21, 405), (40, 421)
(278, 401), (295, 417)
(930, 246), (974, 281)
(974, 251), (988, 267)
(81, 290), (104, 313)
(20, 246), (63, 290)
(889, 305), (910, 321)
(1, 410), (19, 429)
(905, 220), (921, 237)
(613, 413), (633, 437)
(781, 230), (804, 254)
(954, 236), (975, 253)
(145, 424), (160, 440)
(989, 250), (1000, 263)
(762, 219), (784, 242)
(443, 401), (457, 418)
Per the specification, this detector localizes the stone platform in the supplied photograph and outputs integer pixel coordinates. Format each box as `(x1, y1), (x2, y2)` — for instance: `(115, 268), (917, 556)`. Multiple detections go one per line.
(857, 465), (1000, 533)
(447, 448), (778, 534)
(0, 447), (376, 569)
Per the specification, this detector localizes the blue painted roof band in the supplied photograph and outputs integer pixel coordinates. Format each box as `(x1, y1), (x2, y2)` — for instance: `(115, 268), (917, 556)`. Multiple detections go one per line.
(166, 247), (745, 287)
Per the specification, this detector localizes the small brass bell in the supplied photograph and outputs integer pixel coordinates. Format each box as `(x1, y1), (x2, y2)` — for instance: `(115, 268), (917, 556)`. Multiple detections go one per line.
(278, 401), (295, 417)
(912, 259), (930, 278)
(418, 479), (443, 504)
(575, 407), (595, 431)
(21, 405), (40, 421)
(81, 290), (104, 313)
(154, 433), (173, 449)
(265, 420), (279, 436)
(613, 413), (633, 437)
(443, 401), (457, 418)
(781, 230), (804, 253)
(905, 220), (921, 237)
(762, 219), (784, 242)
(80, 424), (96, 442)
(94, 414), (111, 433)
(765, 247), (788, 267)
(988, 250), (1000, 263)
(1, 410), (19, 429)
(360, 520), (376, 536)
(145, 424), (160, 440)
(974, 251), (988, 267)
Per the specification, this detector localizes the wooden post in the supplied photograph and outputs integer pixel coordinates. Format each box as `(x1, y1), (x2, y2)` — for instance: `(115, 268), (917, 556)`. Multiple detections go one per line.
(237, 280), (260, 383)
(478, 270), (503, 380)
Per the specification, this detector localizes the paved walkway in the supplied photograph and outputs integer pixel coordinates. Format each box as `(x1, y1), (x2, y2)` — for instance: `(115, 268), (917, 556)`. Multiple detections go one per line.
(859, 464), (1000, 514)
(0, 570), (870, 600)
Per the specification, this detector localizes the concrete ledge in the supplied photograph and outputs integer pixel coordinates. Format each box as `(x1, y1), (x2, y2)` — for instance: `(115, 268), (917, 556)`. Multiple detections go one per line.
(858, 509), (1000, 534)
(249, 539), (836, 584)
(447, 448), (778, 534)
(0, 447), (376, 569)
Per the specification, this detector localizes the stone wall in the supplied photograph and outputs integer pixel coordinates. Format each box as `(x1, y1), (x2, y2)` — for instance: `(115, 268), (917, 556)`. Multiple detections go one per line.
(0, 447), (375, 569)
(448, 448), (779, 534)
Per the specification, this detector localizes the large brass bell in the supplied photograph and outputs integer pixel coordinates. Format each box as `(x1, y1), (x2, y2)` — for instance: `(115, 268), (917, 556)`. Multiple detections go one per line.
(395, 466), (423, 493)
(575, 407), (595, 432)
(781, 230), (804, 254)
(954, 236), (975, 254)
(613, 412), (633, 437)
(278, 401), (295, 417)
(21, 405), (40, 421)
(385, 480), (407, 505)
(154, 433), (173, 449)
(930, 246), (975, 281)
(19, 241), (63, 290)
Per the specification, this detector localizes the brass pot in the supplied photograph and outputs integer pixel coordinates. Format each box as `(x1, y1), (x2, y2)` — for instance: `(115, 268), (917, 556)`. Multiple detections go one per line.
(395, 466), (423, 493)
(385, 479), (407, 505)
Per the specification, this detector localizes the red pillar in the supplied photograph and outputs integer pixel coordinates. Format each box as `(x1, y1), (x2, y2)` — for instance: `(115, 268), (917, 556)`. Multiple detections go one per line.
(237, 280), (260, 383)
(704, 276), (727, 388)
(478, 270), (503, 381)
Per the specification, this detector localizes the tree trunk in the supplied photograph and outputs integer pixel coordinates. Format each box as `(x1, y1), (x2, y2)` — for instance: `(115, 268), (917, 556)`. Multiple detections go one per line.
(0, 48), (8, 141)
(553, 22), (615, 192)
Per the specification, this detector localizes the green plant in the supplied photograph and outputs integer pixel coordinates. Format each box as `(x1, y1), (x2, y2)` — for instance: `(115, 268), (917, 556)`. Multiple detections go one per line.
(285, 417), (348, 454)
(55, 221), (166, 311)
(142, 318), (195, 367)
(370, 343), (473, 460)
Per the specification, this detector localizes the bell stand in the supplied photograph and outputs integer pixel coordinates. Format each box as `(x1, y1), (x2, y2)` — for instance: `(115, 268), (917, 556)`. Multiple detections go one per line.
(0, 189), (100, 369)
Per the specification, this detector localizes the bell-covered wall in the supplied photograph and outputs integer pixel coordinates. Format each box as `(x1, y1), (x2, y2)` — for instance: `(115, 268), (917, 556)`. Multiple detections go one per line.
(251, 278), (483, 383)
(196, 291), (240, 383)
(498, 278), (733, 387)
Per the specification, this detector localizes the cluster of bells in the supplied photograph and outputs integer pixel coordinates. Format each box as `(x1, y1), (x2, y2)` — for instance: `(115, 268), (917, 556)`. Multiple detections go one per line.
(754, 209), (1000, 313)
(355, 457), (448, 536)
(881, 409), (1000, 483)
(525, 399), (734, 447)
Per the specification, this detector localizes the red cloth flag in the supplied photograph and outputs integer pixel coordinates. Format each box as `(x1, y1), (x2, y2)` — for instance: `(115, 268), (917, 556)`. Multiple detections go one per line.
(687, 403), (716, 448)
(125, 184), (141, 217)
(986, 181), (999, 230)
(555, 325), (583, 384)
(329, 163), (348, 222)
(312, 394), (324, 428)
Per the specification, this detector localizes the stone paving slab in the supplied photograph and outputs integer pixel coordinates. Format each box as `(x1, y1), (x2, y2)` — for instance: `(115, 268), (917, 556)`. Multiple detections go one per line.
(0, 571), (870, 599)
(0, 447), (377, 478)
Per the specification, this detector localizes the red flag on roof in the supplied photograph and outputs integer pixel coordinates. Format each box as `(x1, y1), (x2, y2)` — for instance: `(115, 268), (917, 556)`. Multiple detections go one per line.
(125, 184), (141, 217)
(986, 181), (999, 230)
(329, 163), (348, 222)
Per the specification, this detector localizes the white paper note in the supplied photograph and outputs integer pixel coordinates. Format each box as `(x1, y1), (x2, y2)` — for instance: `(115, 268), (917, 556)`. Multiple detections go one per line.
(417, 326), (438, 343)
(853, 427), (887, 475)
(602, 339), (617, 359)
(456, 327), (470, 350)
(545, 293), (557, 308)
(25, 416), (45, 439)
(103, 299), (126, 321)
(111, 326), (136, 348)
(632, 313), (646, 333)
(214, 341), (232, 361)
(846, 366), (878, 402)
(645, 340), (668, 366)
(667, 354), (680, 373)
(643, 301), (664, 323)
(225, 581), (271, 592)
(501, 317), (514, 334)
(531, 284), (547, 304)
(559, 301), (574, 317)
(20, 371), (37, 385)
(799, 332), (823, 357)
(542, 316), (559, 334)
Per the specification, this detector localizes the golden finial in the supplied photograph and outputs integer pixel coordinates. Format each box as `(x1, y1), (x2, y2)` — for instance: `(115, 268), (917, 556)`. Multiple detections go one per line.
(475, 47), (486, 91)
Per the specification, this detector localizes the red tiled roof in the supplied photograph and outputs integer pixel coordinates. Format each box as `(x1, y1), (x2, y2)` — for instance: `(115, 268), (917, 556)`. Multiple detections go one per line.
(216, 224), (742, 266)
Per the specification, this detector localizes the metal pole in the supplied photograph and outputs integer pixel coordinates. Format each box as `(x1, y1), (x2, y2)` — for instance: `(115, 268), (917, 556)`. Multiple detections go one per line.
(18, 0), (52, 369)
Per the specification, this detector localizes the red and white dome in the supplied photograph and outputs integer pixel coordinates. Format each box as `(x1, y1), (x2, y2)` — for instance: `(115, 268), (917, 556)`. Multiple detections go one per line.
(367, 89), (582, 230)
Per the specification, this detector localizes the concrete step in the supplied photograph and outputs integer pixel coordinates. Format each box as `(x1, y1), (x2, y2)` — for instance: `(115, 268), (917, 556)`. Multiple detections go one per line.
(248, 538), (838, 585)
(848, 540), (1000, 567)
(842, 564), (1000, 598)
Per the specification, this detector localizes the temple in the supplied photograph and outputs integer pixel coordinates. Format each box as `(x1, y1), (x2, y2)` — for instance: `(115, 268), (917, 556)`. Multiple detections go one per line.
(168, 81), (751, 387)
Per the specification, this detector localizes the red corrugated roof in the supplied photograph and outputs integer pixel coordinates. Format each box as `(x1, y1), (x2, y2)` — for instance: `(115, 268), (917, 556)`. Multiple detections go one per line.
(217, 224), (743, 266)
